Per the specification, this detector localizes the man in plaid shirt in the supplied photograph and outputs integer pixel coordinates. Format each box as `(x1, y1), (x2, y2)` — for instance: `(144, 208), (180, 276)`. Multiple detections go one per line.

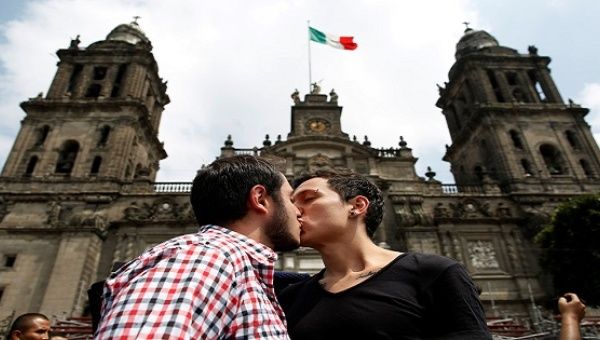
(96, 155), (301, 339)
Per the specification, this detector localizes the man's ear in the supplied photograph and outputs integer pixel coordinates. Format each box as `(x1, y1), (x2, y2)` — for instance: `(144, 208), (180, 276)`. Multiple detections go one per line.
(247, 184), (269, 215)
(349, 195), (369, 216)
(11, 330), (22, 340)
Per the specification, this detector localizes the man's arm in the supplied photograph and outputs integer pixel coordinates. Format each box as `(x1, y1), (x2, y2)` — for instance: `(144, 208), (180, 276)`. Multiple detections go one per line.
(558, 293), (586, 340)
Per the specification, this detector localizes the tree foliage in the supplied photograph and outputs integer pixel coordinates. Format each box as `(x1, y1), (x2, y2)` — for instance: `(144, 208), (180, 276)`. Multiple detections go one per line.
(535, 194), (600, 306)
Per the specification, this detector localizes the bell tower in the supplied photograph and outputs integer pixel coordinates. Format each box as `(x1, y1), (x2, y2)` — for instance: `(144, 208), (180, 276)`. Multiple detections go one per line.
(1, 21), (169, 184)
(436, 28), (600, 193)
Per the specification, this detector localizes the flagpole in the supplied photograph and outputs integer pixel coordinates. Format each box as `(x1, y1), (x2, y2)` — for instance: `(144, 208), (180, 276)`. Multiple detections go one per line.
(307, 20), (312, 93)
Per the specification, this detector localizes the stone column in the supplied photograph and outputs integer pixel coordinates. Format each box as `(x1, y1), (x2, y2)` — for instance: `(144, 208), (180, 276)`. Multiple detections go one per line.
(39, 232), (102, 317)
(47, 63), (72, 98)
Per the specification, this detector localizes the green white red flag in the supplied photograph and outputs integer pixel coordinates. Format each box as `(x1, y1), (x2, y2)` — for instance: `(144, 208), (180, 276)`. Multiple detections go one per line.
(309, 26), (357, 50)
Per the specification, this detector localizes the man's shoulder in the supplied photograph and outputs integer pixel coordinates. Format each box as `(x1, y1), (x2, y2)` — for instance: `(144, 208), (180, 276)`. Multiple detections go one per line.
(110, 231), (242, 281)
(151, 229), (245, 258)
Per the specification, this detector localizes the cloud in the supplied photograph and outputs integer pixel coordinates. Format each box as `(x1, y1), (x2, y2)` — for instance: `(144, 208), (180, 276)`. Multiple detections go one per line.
(0, 0), (598, 184)
(578, 83), (600, 142)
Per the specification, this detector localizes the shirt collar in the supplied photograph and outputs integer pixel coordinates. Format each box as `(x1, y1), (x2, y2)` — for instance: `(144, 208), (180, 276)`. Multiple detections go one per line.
(200, 224), (278, 264)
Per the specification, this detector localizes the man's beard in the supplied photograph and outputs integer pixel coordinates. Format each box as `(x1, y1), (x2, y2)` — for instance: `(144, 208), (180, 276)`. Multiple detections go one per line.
(265, 196), (300, 252)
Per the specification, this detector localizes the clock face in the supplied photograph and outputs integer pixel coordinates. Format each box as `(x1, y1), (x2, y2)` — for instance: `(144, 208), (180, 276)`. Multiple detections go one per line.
(307, 119), (330, 133)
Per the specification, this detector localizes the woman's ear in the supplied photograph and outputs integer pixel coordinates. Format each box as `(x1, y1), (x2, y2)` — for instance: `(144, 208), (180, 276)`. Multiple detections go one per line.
(349, 195), (369, 216)
(247, 184), (269, 215)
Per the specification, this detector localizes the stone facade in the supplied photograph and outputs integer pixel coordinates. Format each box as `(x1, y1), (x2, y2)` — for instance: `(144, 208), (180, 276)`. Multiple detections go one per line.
(0, 23), (599, 323)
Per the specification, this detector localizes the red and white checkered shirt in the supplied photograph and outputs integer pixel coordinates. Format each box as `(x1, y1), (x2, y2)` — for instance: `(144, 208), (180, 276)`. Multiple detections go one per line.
(96, 225), (289, 339)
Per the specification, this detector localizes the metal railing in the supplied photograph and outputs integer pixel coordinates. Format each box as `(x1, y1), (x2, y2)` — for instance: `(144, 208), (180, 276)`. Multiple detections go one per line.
(153, 182), (192, 192)
(152, 182), (486, 195)
(441, 184), (485, 194)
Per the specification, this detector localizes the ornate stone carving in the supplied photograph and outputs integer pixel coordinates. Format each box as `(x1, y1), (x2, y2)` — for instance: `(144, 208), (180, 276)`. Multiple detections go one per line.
(47, 201), (62, 227)
(307, 154), (333, 172)
(434, 202), (450, 218)
(74, 209), (109, 236)
(123, 202), (151, 221)
(496, 203), (512, 217)
(449, 199), (491, 219)
(392, 198), (432, 227)
(467, 240), (499, 270)
(123, 200), (194, 222)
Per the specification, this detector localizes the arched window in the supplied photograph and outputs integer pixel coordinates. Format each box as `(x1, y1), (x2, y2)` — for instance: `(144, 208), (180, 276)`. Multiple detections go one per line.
(509, 130), (523, 149)
(111, 64), (128, 97)
(134, 163), (142, 178)
(90, 156), (102, 175)
(55, 140), (79, 174)
(34, 125), (50, 147)
(67, 64), (83, 94)
(521, 159), (533, 176)
(474, 165), (484, 182)
(580, 159), (593, 178)
(539, 144), (565, 175)
(97, 125), (111, 146)
(487, 70), (505, 102)
(528, 70), (547, 102)
(24, 156), (38, 177)
(565, 130), (580, 149)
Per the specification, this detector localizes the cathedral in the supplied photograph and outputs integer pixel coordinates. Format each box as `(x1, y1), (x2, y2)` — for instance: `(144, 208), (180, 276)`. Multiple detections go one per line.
(0, 21), (599, 326)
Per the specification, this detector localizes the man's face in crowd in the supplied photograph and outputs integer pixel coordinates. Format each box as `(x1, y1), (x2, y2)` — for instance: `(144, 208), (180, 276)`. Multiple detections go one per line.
(265, 175), (301, 252)
(292, 177), (351, 248)
(12, 317), (51, 340)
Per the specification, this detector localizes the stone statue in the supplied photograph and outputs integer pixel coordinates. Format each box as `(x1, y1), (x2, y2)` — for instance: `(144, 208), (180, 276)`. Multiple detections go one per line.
(310, 82), (321, 94)
(69, 34), (81, 49)
(291, 89), (300, 104)
(528, 45), (538, 55)
(329, 89), (338, 103)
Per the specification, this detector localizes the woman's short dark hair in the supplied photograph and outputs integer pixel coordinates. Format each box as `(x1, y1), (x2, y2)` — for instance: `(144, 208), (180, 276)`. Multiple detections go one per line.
(293, 169), (384, 237)
(190, 155), (283, 227)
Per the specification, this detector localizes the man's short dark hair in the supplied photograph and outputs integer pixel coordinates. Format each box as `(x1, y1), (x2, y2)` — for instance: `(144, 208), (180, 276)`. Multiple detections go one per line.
(191, 155), (284, 227)
(293, 169), (384, 237)
(9, 313), (49, 334)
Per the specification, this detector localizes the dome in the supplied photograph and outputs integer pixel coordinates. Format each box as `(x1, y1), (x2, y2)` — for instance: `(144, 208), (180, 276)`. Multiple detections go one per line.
(455, 28), (499, 59)
(106, 21), (150, 45)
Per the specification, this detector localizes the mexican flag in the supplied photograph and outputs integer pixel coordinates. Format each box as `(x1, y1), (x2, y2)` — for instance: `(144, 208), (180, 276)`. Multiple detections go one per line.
(309, 26), (357, 50)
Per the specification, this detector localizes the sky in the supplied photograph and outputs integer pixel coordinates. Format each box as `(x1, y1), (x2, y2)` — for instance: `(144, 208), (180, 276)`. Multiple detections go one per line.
(0, 0), (599, 183)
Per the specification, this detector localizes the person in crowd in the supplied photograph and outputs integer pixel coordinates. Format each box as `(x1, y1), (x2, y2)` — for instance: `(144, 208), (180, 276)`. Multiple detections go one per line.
(9, 313), (51, 340)
(279, 169), (492, 339)
(558, 292), (586, 340)
(96, 155), (301, 339)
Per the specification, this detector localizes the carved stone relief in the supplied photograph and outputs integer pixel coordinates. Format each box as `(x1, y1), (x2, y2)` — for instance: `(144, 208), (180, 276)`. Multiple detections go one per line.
(449, 199), (491, 219)
(46, 201), (62, 227)
(467, 240), (500, 270)
(123, 199), (194, 222)
(307, 154), (334, 172)
(391, 195), (432, 227)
